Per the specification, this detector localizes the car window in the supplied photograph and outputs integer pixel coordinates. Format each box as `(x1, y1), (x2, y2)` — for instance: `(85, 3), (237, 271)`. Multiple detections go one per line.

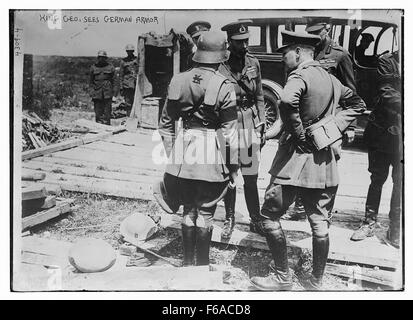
(249, 26), (262, 46)
(356, 26), (382, 55)
(343, 25), (350, 50)
(331, 25), (342, 46)
(277, 25), (285, 48)
(377, 27), (399, 55)
(294, 24), (306, 32)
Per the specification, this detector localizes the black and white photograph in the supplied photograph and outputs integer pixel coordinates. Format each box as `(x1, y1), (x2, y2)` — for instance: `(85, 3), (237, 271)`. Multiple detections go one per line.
(9, 7), (405, 294)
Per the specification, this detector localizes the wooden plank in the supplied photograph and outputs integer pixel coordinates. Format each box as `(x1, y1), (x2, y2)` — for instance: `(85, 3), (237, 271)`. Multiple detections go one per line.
(21, 181), (62, 195)
(21, 250), (68, 268)
(74, 119), (117, 132)
(22, 195), (57, 217)
(64, 265), (223, 291)
(28, 132), (40, 148)
(159, 213), (399, 269)
(46, 148), (165, 172)
(21, 236), (73, 258)
(26, 157), (162, 179)
(22, 170), (46, 181)
(22, 200), (72, 230)
(325, 263), (401, 288)
(22, 128), (126, 161)
(22, 185), (47, 201)
(22, 163), (159, 185)
(22, 175), (154, 201)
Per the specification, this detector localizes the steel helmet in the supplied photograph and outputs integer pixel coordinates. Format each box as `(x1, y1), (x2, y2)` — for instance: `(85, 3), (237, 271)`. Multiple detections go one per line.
(97, 50), (108, 57)
(125, 44), (135, 51)
(120, 213), (160, 245)
(193, 31), (228, 64)
(68, 238), (116, 273)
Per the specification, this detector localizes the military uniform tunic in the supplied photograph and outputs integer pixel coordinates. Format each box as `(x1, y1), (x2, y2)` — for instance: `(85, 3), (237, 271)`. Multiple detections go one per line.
(315, 38), (357, 93)
(219, 53), (265, 175)
(159, 66), (239, 183)
(90, 63), (115, 100)
(363, 52), (402, 221)
(119, 55), (138, 89)
(89, 62), (115, 124)
(270, 60), (366, 189)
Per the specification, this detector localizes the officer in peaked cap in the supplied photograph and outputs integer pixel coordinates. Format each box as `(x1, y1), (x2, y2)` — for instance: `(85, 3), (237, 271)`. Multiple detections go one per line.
(218, 19), (266, 239)
(283, 16), (359, 222)
(305, 16), (357, 93)
(154, 31), (239, 267)
(249, 30), (366, 290)
(90, 50), (115, 125)
(183, 21), (212, 72)
(186, 21), (211, 44)
(119, 43), (138, 115)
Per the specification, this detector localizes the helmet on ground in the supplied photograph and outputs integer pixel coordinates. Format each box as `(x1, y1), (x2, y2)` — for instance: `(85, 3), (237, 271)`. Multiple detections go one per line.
(68, 238), (116, 273)
(97, 50), (108, 57)
(125, 44), (135, 51)
(192, 31), (228, 64)
(120, 212), (160, 245)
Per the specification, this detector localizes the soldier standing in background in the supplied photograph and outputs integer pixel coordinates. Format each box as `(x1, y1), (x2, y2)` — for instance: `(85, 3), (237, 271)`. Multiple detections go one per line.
(90, 50), (115, 125)
(250, 31), (366, 290)
(351, 51), (402, 248)
(283, 17), (359, 221)
(183, 21), (211, 71)
(219, 20), (266, 238)
(119, 44), (138, 116)
(153, 32), (239, 267)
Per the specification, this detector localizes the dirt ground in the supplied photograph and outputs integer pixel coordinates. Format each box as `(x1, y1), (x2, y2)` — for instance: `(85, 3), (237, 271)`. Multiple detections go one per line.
(30, 190), (356, 291)
(28, 108), (371, 291)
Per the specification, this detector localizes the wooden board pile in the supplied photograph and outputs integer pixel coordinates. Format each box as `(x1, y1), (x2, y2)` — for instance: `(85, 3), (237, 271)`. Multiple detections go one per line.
(21, 170), (73, 230)
(22, 112), (73, 151)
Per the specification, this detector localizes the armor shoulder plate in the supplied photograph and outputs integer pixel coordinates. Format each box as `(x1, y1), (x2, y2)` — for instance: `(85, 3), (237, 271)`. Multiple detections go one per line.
(204, 72), (227, 105)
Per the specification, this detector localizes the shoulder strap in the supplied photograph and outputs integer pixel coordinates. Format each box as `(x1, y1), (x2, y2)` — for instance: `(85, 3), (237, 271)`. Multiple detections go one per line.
(204, 71), (227, 105)
(305, 74), (335, 126)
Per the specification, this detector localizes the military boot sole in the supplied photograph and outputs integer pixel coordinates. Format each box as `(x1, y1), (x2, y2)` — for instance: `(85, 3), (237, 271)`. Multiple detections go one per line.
(249, 278), (293, 291)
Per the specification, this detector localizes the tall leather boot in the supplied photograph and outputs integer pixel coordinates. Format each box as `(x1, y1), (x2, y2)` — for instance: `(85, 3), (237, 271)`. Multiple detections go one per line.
(196, 227), (213, 266)
(300, 235), (329, 290)
(181, 224), (196, 266)
(222, 187), (236, 239)
(243, 175), (264, 235)
(250, 222), (292, 290)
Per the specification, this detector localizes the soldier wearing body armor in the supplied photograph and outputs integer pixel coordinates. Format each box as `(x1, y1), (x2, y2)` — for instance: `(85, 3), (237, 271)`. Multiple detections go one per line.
(218, 20), (266, 238)
(250, 31), (366, 290)
(153, 31), (239, 266)
(283, 17), (359, 221)
(119, 44), (138, 115)
(351, 51), (402, 248)
(89, 50), (115, 125)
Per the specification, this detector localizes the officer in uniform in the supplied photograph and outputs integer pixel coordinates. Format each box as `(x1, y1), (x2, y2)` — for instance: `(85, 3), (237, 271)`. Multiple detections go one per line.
(250, 30), (366, 290)
(89, 50), (115, 125)
(119, 44), (138, 116)
(218, 20), (266, 238)
(183, 21), (211, 71)
(351, 51), (402, 248)
(153, 31), (239, 266)
(283, 17), (359, 221)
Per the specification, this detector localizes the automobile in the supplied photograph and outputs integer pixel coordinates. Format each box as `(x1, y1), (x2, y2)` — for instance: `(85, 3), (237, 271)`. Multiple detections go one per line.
(243, 12), (402, 139)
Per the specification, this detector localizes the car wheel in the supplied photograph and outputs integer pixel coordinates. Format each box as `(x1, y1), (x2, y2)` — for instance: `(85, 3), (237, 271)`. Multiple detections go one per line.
(264, 87), (283, 139)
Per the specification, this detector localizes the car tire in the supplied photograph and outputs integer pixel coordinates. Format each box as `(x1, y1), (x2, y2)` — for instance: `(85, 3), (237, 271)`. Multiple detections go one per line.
(263, 87), (283, 139)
